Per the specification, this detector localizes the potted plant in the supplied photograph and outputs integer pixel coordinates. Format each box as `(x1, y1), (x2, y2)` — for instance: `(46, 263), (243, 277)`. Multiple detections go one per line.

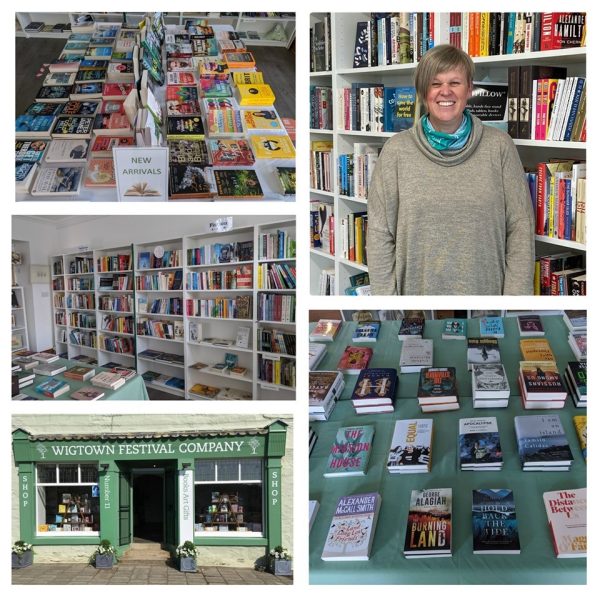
(94, 539), (116, 569)
(12, 541), (33, 569)
(268, 546), (292, 576)
(176, 540), (198, 572)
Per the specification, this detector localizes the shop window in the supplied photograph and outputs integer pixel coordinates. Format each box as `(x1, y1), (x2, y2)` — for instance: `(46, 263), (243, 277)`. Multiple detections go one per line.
(194, 458), (263, 536)
(35, 464), (100, 536)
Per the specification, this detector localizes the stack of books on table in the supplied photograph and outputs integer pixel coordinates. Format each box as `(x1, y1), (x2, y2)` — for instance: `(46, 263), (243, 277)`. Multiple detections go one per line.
(90, 370), (126, 391)
(350, 368), (397, 414)
(471, 364), (510, 408)
(417, 367), (459, 412)
(309, 427), (317, 455)
(35, 377), (70, 398)
(441, 318), (466, 340)
(63, 365), (96, 381)
(336, 345), (373, 375)
(562, 310), (586, 334)
(387, 419), (432, 474)
(12, 352), (40, 370)
(309, 371), (344, 421)
(514, 414), (574, 471)
(565, 361), (587, 407)
(520, 337), (555, 362)
(518, 361), (568, 409)
(399, 338), (433, 374)
(308, 342), (327, 370)
(568, 331), (586, 360)
(71, 387), (106, 401)
(33, 362), (67, 377)
(458, 417), (503, 471)
(467, 338), (501, 370)
(309, 319), (341, 342)
(517, 314), (545, 336)
(31, 351), (60, 363)
(351, 320), (380, 343)
(397, 317), (424, 340)
(323, 425), (374, 478)
(479, 316), (504, 338)
(12, 370), (35, 395)
(472, 489), (521, 555)
(543, 488), (587, 558)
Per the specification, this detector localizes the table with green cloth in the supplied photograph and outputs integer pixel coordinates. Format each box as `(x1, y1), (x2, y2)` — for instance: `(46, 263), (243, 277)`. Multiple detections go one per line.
(309, 316), (586, 584)
(17, 359), (150, 401)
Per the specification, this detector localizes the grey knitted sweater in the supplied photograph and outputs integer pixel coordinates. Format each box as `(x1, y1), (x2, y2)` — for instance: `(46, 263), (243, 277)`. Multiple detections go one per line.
(366, 115), (535, 295)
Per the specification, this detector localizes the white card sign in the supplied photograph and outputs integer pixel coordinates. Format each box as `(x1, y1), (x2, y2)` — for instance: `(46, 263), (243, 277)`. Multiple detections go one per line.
(113, 146), (169, 202)
(209, 217), (233, 232)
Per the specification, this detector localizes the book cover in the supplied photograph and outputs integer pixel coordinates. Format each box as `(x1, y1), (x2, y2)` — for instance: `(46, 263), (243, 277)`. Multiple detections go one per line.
(309, 319), (341, 342)
(543, 488), (586, 558)
(198, 79), (232, 98)
(276, 166), (295, 195)
(35, 378), (70, 398)
(441, 319), (466, 339)
(166, 85), (202, 116)
(208, 139), (255, 166)
(35, 85), (72, 102)
(467, 337), (501, 368)
(472, 364), (510, 398)
(518, 314), (545, 336)
(404, 488), (452, 556)
(15, 140), (48, 163)
(71, 387), (105, 400)
(321, 493), (381, 561)
(213, 169), (263, 198)
(397, 317), (425, 339)
(236, 83), (275, 106)
(60, 100), (100, 116)
(15, 115), (56, 137)
(169, 164), (215, 199)
(232, 71), (264, 85)
(573, 415), (587, 461)
(417, 367), (458, 403)
(383, 86), (418, 132)
(351, 321), (380, 343)
(84, 158), (116, 187)
(472, 489), (521, 554)
(399, 338), (433, 372)
(25, 102), (64, 116)
(91, 136), (134, 157)
(51, 115), (94, 138)
(324, 425), (375, 477)
(351, 368), (397, 404)
(387, 419), (432, 471)
(479, 316), (505, 338)
(458, 417), (503, 468)
(337, 345), (373, 374)
(63, 366), (95, 380)
(168, 139), (210, 166)
(308, 343), (327, 370)
(206, 109), (244, 136)
(520, 338), (556, 361)
(44, 139), (89, 163)
(563, 310), (587, 332)
(514, 414), (573, 467)
(31, 167), (83, 196)
(167, 116), (205, 139)
(566, 361), (587, 401)
(242, 109), (284, 132)
(309, 371), (343, 407)
(520, 361), (567, 398)
(71, 82), (103, 99)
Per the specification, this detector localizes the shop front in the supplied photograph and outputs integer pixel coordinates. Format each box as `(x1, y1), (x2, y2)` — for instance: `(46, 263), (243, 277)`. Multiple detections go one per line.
(12, 420), (288, 563)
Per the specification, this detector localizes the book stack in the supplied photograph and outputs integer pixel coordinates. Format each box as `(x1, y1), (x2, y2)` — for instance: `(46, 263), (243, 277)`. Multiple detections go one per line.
(33, 362), (67, 377)
(479, 316), (504, 338)
(565, 361), (586, 407)
(336, 345), (373, 375)
(514, 414), (574, 471)
(350, 368), (397, 414)
(309, 371), (344, 421)
(35, 378), (70, 398)
(467, 338), (501, 370)
(321, 493), (381, 561)
(323, 425), (374, 478)
(387, 419), (432, 474)
(417, 367), (459, 413)
(472, 489), (521, 554)
(403, 489), (452, 559)
(568, 331), (586, 360)
(543, 488), (586, 558)
(309, 427), (317, 455)
(12, 354), (39, 371)
(573, 415), (587, 461)
(471, 364), (510, 408)
(520, 338), (555, 362)
(397, 317), (424, 340)
(309, 319), (342, 342)
(32, 351), (60, 363)
(399, 338), (433, 374)
(441, 318), (466, 340)
(517, 314), (545, 336)
(563, 309), (586, 333)
(351, 321), (380, 343)
(308, 343), (327, 370)
(70, 387), (106, 401)
(458, 417), (503, 471)
(12, 371), (35, 394)
(518, 361), (568, 409)
(90, 370), (126, 391)
(63, 365), (96, 381)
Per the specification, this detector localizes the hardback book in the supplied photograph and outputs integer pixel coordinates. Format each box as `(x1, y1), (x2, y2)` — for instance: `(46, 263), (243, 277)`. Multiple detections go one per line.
(31, 166), (83, 196)
(520, 338), (556, 362)
(309, 500), (319, 531)
(206, 109), (244, 137)
(208, 139), (255, 166)
(309, 371), (344, 418)
(45, 139), (89, 163)
(519, 360), (567, 401)
(514, 414), (573, 470)
(517, 314), (545, 336)
(441, 319), (466, 340)
(51, 115), (94, 139)
(321, 493), (381, 561)
(323, 425), (375, 478)
(166, 116), (205, 140)
(25, 102), (64, 116)
(543, 488), (586, 558)
(84, 158), (116, 187)
(562, 310), (587, 333)
(351, 321), (380, 343)
(471, 364), (510, 401)
(403, 488), (452, 558)
(168, 139), (210, 166)
(90, 135), (134, 157)
(417, 367), (458, 405)
(62, 366), (95, 381)
(35, 378), (70, 398)
(309, 319), (341, 342)
(35, 85), (72, 103)
(70, 82), (104, 100)
(235, 83), (275, 106)
(33, 363), (67, 377)
(467, 337), (501, 370)
(59, 100), (100, 116)
(75, 69), (108, 83)
(93, 112), (133, 136)
(337, 345), (373, 375)
(387, 419), (432, 473)
(31, 352), (60, 363)
(565, 361), (587, 406)
(166, 70), (198, 85)
(573, 415), (587, 461)
(198, 78), (232, 98)
(308, 343), (327, 370)
(169, 164), (215, 199)
(15, 162), (37, 193)
(213, 169), (263, 199)
(397, 317), (425, 340)
(232, 71), (264, 85)
(43, 71), (77, 87)
(276, 167), (295, 195)
(351, 368), (397, 407)
(242, 109), (284, 133)
(472, 489), (521, 554)
(90, 371), (126, 390)
(399, 338), (433, 373)
(15, 140), (49, 163)
(479, 316), (505, 338)
(458, 417), (503, 470)
(15, 115), (57, 139)
(223, 50), (255, 69)
(568, 332), (586, 360)
(71, 387), (105, 400)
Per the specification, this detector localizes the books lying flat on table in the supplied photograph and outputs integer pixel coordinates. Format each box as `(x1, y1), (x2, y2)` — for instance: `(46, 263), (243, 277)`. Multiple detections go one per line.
(31, 352), (60, 363)
(472, 489), (520, 554)
(441, 319), (466, 340)
(309, 371), (344, 421)
(35, 378), (70, 398)
(336, 345), (373, 375)
(351, 321), (380, 343)
(520, 338), (555, 361)
(479, 316), (504, 338)
(399, 338), (433, 373)
(33, 363), (67, 377)
(467, 337), (501, 370)
(397, 317), (424, 340)
(350, 368), (397, 413)
(323, 425), (374, 478)
(518, 360), (567, 408)
(565, 361), (587, 407)
(459, 417), (503, 470)
(471, 364), (510, 405)
(417, 367), (458, 412)
(517, 314), (545, 336)
(310, 319), (341, 342)
(543, 488), (586, 558)
(71, 387), (105, 401)
(387, 419), (432, 474)
(308, 343), (327, 370)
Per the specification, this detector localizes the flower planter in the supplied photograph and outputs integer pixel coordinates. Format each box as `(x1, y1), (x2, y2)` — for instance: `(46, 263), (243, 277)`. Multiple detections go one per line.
(12, 550), (33, 569)
(270, 558), (292, 576)
(95, 553), (114, 569)
(178, 557), (197, 572)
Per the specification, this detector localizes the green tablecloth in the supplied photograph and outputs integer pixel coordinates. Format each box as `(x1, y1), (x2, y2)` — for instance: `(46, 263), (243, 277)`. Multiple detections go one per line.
(17, 359), (149, 401)
(309, 316), (586, 584)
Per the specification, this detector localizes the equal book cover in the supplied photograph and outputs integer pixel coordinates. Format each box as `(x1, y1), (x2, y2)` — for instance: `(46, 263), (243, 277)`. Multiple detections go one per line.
(472, 489), (521, 554)
(387, 419), (432, 473)
(321, 493), (381, 561)
(323, 425), (375, 478)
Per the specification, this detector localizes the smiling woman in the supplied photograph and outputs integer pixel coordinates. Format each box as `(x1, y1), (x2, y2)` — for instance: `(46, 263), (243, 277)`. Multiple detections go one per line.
(367, 44), (535, 296)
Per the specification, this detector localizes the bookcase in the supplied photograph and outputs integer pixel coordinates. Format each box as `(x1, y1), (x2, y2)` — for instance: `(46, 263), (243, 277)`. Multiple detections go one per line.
(309, 12), (586, 295)
(11, 286), (29, 353)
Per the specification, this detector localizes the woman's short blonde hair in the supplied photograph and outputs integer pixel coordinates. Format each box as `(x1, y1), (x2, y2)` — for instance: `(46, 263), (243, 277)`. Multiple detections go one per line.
(414, 44), (475, 104)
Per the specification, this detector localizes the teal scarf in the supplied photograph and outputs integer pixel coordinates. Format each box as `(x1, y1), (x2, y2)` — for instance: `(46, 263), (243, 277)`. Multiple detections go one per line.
(421, 110), (473, 151)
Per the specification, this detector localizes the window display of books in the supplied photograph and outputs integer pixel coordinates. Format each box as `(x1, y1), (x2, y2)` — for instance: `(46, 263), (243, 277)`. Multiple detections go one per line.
(196, 492), (248, 532)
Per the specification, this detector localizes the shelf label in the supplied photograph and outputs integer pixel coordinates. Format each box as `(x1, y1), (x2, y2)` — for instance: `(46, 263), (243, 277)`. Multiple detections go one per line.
(209, 217), (233, 232)
(113, 146), (169, 202)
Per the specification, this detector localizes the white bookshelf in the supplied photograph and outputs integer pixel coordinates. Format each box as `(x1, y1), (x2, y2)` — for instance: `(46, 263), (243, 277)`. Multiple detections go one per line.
(309, 12), (587, 294)
(11, 287), (29, 353)
(50, 255), (67, 357)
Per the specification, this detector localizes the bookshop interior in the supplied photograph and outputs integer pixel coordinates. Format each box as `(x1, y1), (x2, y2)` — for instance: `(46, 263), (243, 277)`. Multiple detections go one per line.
(310, 12), (586, 296)
(12, 215), (296, 401)
(309, 309), (586, 583)
(15, 12), (296, 201)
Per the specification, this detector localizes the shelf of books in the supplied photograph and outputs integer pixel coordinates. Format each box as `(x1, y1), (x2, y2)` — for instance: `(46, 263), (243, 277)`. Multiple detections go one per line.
(309, 12), (586, 295)
(308, 312), (586, 583)
(11, 286), (29, 353)
(16, 13), (296, 201)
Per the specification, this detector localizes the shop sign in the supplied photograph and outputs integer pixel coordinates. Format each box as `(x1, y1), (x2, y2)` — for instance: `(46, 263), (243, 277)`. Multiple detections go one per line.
(103, 473), (112, 510)
(270, 470), (279, 507)
(21, 474), (30, 509)
(179, 469), (194, 543)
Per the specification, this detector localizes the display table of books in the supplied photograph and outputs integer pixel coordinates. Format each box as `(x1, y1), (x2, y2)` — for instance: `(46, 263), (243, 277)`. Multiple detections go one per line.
(12, 357), (149, 401)
(309, 316), (586, 584)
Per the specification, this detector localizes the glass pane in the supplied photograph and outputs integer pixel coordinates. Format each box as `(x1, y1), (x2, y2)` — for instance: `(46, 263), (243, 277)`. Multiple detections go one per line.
(80, 465), (98, 483)
(195, 460), (216, 482)
(58, 464), (78, 483)
(217, 459), (239, 481)
(240, 459), (262, 481)
(37, 485), (100, 535)
(37, 464), (56, 484)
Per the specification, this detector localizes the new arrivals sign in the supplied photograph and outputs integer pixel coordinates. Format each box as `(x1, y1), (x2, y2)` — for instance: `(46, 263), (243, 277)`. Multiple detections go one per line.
(113, 146), (169, 201)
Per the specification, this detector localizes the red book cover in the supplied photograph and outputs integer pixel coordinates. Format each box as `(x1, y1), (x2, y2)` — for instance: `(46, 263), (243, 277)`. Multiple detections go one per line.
(337, 345), (373, 374)
(540, 13), (586, 51)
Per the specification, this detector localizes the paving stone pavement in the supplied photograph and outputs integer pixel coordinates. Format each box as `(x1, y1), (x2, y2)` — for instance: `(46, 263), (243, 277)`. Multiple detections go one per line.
(12, 561), (293, 585)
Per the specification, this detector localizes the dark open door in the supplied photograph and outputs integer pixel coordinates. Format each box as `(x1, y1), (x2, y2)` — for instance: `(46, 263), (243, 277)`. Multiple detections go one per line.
(118, 471), (132, 546)
(164, 468), (177, 546)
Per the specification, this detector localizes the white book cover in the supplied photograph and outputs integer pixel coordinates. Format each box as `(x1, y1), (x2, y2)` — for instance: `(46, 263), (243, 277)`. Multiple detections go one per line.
(472, 364), (510, 398)
(387, 419), (432, 472)
(399, 338), (433, 371)
(31, 166), (84, 196)
(543, 488), (586, 558)
(309, 500), (320, 531)
(309, 343), (327, 370)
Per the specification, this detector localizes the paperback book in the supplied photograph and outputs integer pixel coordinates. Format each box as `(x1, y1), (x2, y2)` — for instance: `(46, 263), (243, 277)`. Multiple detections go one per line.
(387, 419), (432, 473)
(44, 139), (90, 163)
(565, 361), (586, 407)
(458, 417), (503, 470)
(15, 140), (48, 163)
(208, 139), (255, 166)
(213, 169), (263, 199)
(308, 343), (327, 370)
(169, 164), (215, 199)
(517, 314), (545, 336)
(309, 319), (341, 342)
(397, 317), (425, 339)
(467, 338), (501, 370)
(323, 425), (375, 478)
(399, 338), (433, 373)
(250, 134), (296, 160)
(520, 338), (555, 362)
(351, 321), (380, 343)
(514, 414), (573, 470)
(441, 319), (466, 340)
(479, 316), (504, 338)
(31, 167), (83, 196)
(543, 488), (586, 558)
(472, 489), (521, 554)
(337, 345), (373, 375)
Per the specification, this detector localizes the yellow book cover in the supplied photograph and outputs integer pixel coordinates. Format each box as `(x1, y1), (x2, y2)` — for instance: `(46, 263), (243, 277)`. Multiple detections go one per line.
(58, 504), (67, 513)
(534, 259), (541, 295)
(250, 134), (295, 160)
(479, 13), (489, 57)
(242, 109), (283, 132)
(233, 71), (264, 85)
(310, 140), (333, 152)
(573, 415), (587, 461)
(520, 338), (555, 361)
(38, 524), (49, 532)
(237, 84), (276, 106)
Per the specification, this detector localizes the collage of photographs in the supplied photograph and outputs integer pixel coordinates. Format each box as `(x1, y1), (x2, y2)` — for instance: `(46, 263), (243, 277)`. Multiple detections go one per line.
(8, 4), (590, 596)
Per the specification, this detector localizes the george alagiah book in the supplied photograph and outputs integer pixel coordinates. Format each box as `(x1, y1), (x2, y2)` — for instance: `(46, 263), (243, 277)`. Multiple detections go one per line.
(323, 425), (374, 478)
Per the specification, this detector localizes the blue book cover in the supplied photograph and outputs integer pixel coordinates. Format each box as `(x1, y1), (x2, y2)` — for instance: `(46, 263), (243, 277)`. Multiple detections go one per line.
(383, 86), (417, 132)
(514, 414), (573, 466)
(472, 489), (521, 554)
(458, 417), (503, 468)
(352, 321), (380, 343)
(479, 316), (504, 338)
(16, 115), (56, 133)
(351, 368), (397, 402)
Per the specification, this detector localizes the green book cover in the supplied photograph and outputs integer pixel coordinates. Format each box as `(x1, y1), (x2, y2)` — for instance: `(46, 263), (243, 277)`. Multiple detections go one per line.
(323, 425), (374, 478)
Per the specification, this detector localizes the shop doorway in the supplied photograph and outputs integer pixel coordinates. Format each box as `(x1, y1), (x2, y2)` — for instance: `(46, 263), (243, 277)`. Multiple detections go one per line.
(132, 469), (164, 543)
